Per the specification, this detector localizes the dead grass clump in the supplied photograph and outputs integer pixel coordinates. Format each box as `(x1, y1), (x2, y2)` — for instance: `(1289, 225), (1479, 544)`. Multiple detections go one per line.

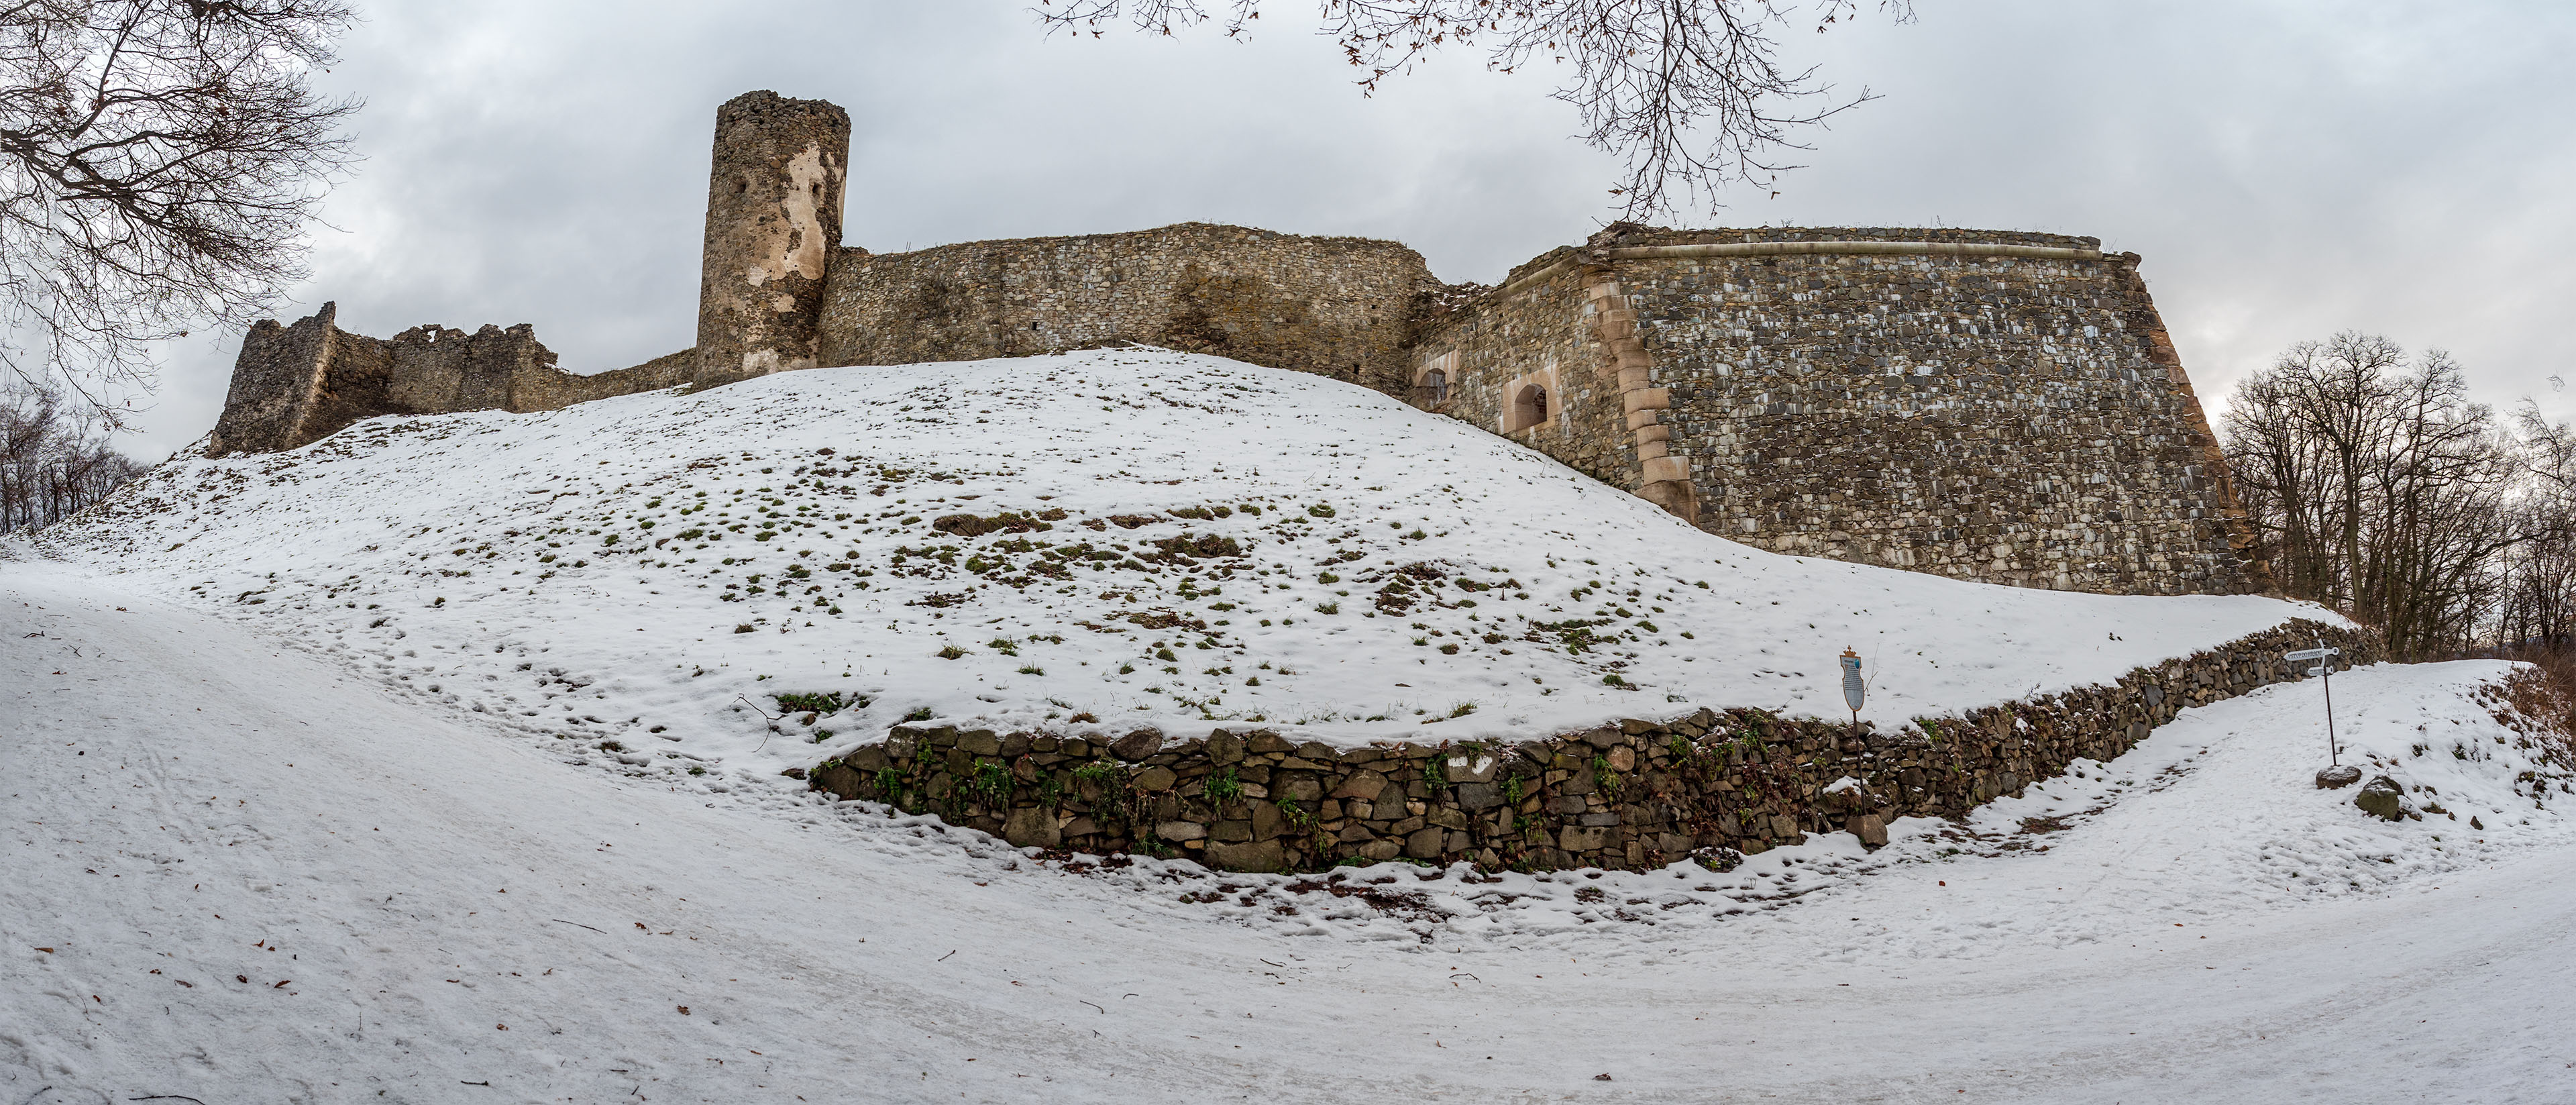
(2499, 650), (2576, 765)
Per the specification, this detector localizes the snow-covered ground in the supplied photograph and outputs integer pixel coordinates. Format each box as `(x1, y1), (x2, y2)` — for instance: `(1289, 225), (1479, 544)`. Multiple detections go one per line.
(30, 349), (2342, 785)
(7, 565), (2573, 1102)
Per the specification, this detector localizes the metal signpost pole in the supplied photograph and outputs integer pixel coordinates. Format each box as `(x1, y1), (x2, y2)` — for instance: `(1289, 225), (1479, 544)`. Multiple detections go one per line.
(2286, 639), (2347, 778)
(2321, 648), (2338, 766)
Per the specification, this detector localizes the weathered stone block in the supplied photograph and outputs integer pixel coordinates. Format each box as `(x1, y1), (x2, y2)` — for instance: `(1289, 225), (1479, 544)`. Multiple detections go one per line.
(1332, 769), (1388, 800)
(1560, 825), (1610, 851)
(1205, 731), (1246, 766)
(1112, 729), (1165, 761)
(1205, 839), (1286, 872)
(1004, 806), (1061, 849)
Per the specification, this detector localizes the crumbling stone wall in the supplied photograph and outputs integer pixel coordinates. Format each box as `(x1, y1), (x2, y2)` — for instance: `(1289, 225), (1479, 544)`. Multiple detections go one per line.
(205, 303), (692, 456)
(815, 223), (1441, 393)
(810, 620), (2375, 873)
(1413, 226), (2264, 596)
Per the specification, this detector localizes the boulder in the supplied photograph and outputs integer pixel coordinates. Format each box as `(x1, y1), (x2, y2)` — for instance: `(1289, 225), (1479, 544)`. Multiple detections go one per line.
(1847, 812), (1889, 848)
(2355, 775), (2406, 821)
(2314, 764), (2363, 790)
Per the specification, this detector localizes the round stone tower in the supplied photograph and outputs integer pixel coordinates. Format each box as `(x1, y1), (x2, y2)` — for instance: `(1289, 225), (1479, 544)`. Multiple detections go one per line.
(692, 91), (851, 390)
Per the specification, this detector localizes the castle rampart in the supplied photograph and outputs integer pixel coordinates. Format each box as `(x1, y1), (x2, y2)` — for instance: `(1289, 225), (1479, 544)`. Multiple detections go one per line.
(814, 223), (1438, 392)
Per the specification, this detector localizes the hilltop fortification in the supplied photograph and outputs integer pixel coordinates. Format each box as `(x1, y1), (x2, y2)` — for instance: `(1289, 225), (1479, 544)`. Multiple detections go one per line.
(210, 91), (2264, 596)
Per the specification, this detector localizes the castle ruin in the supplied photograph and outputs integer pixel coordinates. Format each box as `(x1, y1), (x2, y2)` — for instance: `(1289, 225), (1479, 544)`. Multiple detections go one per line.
(210, 90), (2266, 597)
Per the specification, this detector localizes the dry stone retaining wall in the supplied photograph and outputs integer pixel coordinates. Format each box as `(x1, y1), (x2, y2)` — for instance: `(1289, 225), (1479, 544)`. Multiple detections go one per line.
(809, 619), (2375, 872)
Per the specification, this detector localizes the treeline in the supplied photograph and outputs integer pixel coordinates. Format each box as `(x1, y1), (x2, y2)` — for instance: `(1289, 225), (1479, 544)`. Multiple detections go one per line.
(2221, 332), (2575, 662)
(1, 384), (147, 535)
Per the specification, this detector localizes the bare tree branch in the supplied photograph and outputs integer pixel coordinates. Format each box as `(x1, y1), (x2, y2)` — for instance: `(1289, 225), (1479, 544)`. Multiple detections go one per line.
(0, 0), (359, 429)
(1030, 0), (1912, 219)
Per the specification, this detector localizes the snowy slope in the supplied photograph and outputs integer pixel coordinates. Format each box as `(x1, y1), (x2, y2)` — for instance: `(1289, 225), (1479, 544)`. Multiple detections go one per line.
(5, 567), (2571, 1102)
(31, 348), (2339, 784)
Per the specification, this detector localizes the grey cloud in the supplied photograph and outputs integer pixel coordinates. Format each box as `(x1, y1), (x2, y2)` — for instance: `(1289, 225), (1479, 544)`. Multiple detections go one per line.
(131, 0), (2575, 459)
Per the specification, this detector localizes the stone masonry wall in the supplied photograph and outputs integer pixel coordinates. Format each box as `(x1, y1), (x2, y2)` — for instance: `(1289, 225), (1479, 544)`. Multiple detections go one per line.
(815, 223), (1442, 394)
(1413, 258), (1640, 490)
(808, 619), (2375, 873)
(1411, 226), (2263, 596)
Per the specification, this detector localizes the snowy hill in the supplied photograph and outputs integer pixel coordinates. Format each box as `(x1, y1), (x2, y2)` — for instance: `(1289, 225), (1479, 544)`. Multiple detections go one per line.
(36, 348), (2338, 782)
(4, 568), (2571, 1101)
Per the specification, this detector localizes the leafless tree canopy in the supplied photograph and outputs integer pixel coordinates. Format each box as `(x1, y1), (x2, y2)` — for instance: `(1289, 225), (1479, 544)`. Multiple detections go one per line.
(0, 0), (358, 427)
(0, 379), (143, 533)
(1032, 1), (1913, 219)
(2220, 332), (2574, 662)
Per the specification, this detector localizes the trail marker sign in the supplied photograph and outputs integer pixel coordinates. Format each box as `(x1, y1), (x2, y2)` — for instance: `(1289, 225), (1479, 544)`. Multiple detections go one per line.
(1840, 647), (1866, 725)
(2286, 642), (2342, 766)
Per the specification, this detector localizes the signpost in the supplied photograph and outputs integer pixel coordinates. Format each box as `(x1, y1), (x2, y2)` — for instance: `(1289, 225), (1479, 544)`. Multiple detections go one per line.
(1840, 647), (1866, 727)
(2286, 641), (2342, 766)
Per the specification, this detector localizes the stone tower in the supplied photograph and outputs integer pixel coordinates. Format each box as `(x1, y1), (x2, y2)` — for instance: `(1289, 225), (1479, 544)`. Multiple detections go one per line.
(692, 91), (851, 390)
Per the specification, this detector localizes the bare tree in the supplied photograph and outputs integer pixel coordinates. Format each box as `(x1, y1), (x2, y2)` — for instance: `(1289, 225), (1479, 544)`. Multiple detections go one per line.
(2220, 333), (2537, 661)
(2499, 402), (2576, 654)
(0, 0), (359, 428)
(0, 379), (143, 533)
(1032, 0), (1913, 219)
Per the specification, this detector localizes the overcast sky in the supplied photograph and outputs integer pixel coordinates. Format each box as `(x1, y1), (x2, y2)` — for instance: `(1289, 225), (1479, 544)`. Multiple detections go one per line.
(127, 0), (2576, 459)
